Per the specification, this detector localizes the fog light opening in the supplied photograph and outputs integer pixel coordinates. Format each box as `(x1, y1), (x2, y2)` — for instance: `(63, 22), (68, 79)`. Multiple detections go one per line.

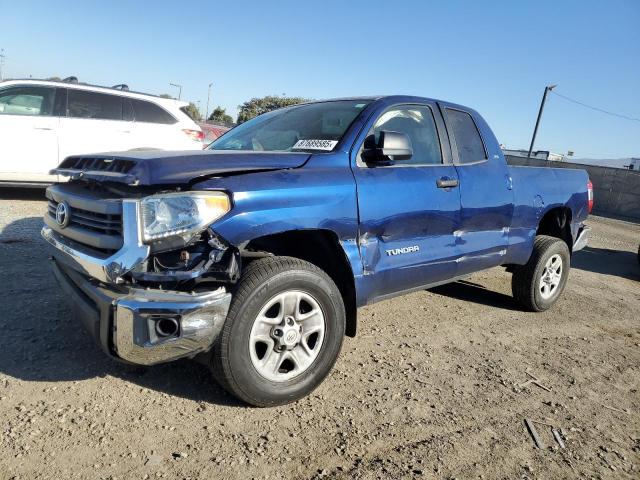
(155, 317), (180, 338)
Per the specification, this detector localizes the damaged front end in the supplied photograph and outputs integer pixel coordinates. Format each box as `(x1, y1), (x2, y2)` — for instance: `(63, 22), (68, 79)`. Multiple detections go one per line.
(42, 181), (241, 365)
(130, 226), (240, 286)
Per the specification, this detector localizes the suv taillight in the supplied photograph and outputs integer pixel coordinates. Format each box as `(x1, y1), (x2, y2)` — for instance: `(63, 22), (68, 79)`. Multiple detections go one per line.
(587, 180), (594, 213)
(183, 129), (204, 142)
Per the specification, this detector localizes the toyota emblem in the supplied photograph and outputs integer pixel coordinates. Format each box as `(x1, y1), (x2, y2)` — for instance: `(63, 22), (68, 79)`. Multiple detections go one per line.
(55, 202), (71, 228)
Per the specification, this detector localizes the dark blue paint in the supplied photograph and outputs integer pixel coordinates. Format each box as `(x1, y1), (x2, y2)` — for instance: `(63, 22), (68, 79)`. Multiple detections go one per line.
(185, 96), (587, 307)
(63, 150), (313, 185)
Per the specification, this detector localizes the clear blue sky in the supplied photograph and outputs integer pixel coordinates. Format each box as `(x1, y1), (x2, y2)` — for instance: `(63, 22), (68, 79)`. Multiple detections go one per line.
(1, 0), (638, 158)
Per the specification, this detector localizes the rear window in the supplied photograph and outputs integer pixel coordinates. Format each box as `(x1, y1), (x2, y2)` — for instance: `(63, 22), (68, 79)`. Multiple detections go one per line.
(67, 90), (123, 120)
(446, 108), (487, 164)
(132, 99), (176, 124)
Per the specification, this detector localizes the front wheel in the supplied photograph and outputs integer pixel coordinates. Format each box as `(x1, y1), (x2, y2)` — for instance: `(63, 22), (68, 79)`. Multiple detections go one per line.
(211, 256), (345, 407)
(512, 235), (571, 312)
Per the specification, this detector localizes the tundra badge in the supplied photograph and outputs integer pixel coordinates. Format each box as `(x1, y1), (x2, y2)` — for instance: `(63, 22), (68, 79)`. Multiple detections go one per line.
(386, 246), (420, 256)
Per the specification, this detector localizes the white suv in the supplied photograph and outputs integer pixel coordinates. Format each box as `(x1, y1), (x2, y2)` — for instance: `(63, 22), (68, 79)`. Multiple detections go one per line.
(0, 78), (204, 185)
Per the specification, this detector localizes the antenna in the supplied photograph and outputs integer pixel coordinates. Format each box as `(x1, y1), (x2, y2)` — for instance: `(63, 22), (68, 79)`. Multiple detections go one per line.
(0, 49), (5, 81)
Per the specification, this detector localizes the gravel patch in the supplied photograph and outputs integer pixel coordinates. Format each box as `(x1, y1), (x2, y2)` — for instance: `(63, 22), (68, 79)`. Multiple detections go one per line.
(1, 189), (638, 479)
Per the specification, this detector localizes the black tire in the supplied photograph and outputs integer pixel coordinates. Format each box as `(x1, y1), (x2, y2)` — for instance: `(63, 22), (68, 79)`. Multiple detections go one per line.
(211, 256), (345, 407)
(512, 235), (571, 312)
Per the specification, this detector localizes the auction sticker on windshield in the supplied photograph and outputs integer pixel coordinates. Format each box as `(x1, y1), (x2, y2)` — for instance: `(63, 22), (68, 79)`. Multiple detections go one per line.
(292, 139), (338, 151)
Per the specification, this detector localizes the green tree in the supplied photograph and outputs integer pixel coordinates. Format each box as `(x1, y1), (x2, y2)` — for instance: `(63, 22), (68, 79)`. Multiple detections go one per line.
(159, 93), (174, 99)
(236, 95), (309, 123)
(208, 106), (234, 125)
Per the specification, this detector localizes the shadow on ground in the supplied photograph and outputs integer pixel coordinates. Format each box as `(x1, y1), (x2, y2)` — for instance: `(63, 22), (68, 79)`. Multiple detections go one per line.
(0, 216), (243, 407)
(572, 246), (640, 281)
(428, 279), (522, 311)
(428, 245), (640, 308)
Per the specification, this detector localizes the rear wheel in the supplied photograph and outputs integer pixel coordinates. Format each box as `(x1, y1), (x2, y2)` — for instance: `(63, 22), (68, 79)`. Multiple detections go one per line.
(211, 256), (345, 407)
(512, 235), (571, 312)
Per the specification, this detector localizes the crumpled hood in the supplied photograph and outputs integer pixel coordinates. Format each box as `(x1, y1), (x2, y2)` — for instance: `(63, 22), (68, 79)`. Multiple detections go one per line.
(53, 150), (311, 186)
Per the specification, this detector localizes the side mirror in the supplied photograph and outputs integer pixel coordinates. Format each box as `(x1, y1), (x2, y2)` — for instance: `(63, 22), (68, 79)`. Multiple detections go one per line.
(363, 130), (413, 163)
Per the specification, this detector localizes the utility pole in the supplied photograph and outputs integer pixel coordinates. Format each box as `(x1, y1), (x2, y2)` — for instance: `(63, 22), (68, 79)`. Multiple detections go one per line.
(205, 82), (213, 124)
(169, 83), (182, 100)
(527, 84), (557, 159)
(0, 49), (6, 81)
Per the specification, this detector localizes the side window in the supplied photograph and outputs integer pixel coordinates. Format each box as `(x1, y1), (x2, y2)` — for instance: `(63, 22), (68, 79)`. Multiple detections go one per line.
(0, 86), (55, 116)
(367, 105), (442, 166)
(132, 100), (176, 124)
(67, 90), (123, 120)
(445, 109), (487, 164)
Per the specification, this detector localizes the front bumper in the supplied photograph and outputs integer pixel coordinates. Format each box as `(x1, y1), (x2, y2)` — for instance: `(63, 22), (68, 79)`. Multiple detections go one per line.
(50, 258), (231, 365)
(42, 188), (233, 365)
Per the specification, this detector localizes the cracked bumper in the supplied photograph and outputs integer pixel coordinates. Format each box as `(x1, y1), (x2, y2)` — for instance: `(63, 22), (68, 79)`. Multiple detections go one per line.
(50, 259), (231, 365)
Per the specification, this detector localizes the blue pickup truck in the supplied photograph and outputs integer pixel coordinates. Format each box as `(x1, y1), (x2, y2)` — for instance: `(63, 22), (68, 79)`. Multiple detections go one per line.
(42, 96), (592, 406)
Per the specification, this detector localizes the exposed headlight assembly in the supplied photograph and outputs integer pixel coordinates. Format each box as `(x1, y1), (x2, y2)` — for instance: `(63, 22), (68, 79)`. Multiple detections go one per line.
(140, 192), (230, 243)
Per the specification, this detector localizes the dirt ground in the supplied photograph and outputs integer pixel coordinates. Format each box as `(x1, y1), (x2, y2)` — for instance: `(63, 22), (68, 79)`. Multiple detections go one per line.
(0, 189), (638, 480)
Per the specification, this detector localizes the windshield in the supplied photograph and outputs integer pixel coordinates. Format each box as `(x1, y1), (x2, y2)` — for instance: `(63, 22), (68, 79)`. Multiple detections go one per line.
(209, 100), (370, 152)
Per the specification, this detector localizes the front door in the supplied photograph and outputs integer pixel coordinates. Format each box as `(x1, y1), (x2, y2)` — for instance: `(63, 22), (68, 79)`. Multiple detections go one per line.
(353, 103), (461, 303)
(441, 106), (515, 275)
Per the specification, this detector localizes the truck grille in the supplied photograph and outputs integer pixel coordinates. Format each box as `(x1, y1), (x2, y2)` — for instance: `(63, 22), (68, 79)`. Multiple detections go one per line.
(47, 199), (122, 236)
(45, 184), (124, 255)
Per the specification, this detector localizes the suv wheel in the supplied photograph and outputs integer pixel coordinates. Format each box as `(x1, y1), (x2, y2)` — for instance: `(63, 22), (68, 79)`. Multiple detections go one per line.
(512, 235), (571, 312)
(211, 256), (345, 407)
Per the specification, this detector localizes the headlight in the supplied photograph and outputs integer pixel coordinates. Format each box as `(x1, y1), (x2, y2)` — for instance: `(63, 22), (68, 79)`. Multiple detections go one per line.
(140, 192), (230, 243)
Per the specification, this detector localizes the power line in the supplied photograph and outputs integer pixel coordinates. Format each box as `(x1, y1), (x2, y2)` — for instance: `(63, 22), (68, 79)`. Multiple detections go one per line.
(550, 90), (640, 123)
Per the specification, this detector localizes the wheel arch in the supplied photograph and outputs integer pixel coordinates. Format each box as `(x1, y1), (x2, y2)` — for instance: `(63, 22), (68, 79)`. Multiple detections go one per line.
(536, 206), (574, 251)
(241, 229), (358, 337)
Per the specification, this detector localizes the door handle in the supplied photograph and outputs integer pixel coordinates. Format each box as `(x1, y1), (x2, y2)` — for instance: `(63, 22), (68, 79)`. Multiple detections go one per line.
(436, 177), (459, 189)
(34, 127), (53, 131)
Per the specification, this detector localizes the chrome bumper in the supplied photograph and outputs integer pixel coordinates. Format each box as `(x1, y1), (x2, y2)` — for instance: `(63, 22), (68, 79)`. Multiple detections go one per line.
(115, 287), (231, 365)
(573, 225), (590, 252)
(41, 199), (149, 284)
(51, 260), (231, 365)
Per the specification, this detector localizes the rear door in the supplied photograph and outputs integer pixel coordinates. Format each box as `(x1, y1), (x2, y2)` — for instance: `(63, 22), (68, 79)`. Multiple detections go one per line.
(441, 105), (514, 275)
(0, 85), (59, 182)
(353, 102), (461, 302)
(58, 89), (130, 160)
